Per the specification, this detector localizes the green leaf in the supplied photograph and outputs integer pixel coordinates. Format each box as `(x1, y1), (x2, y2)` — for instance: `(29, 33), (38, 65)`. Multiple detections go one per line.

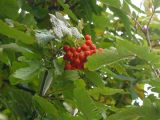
(117, 40), (160, 66)
(58, 0), (78, 22)
(21, 14), (37, 27)
(33, 95), (59, 118)
(101, 0), (132, 37)
(12, 62), (40, 80)
(0, 43), (33, 54)
(0, 49), (11, 65)
(86, 40), (160, 70)
(0, 0), (19, 19)
(0, 20), (35, 44)
(74, 80), (100, 120)
(31, 7), (48, 19)
(110, 7), (132, 38)
(108, 99), (160, 120)
(124, 0), (145, 13)
(93, 13), (109, 31)
(88, 87), (126, 100)
(85, 71), (105, 87)
(101, 0), (121, 8)
(1, 87), (32, 119)
(63, 70), (79, 81)
(85, 48), (130, 71)
(153, 0), (160, 9)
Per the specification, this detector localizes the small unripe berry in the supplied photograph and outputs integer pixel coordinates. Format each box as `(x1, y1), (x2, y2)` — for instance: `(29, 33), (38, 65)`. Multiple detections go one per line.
(97, 48), (104, 52)
(142, 25), (147, 34)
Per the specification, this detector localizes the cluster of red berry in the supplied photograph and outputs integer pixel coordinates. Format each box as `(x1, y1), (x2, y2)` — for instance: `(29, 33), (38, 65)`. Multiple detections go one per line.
(63, 35), (102, 70)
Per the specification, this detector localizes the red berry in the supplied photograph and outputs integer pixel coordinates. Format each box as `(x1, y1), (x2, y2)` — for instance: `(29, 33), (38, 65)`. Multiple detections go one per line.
(86, 40), (93, 46)
(85, 51), (91, 56)
(85, 34), (91, 41)
(70, 47), (76, 52)
(71, 64), (76, 70)
(76, 47), (81, 53)
(66, 51), (73, 58)
(68, 56), (74, 62)
(79, 53), (85, 61)
(81, 44), (89, 51)
(74, 58), (80, 65)
(90, 44), (96, 50)
(73, 51), (79, 58)
(63, 45), (70, 52)
(90, 50), (96, 55)
(63, 54), (68, 60)
(64, 63), (72, 70)
(77, 63), (84, 69)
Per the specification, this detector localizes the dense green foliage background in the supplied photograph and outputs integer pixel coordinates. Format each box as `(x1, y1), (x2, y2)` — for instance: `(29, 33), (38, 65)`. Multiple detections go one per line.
(0, 0), (160, 119)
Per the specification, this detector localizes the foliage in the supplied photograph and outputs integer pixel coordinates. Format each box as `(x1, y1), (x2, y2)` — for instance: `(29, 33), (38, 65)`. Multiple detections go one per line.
(0, 0), (160, 119)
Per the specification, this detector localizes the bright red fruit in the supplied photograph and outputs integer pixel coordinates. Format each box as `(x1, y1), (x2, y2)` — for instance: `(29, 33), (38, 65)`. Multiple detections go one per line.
(79, 53), (85, 61)
(66, 51), (73, 58)
(70, 47), (76, 52)
(90, 44), (96, 50)
(68, 56), (73, 62)
(74, 58), (80, 65)
(63, 54), (68, 60)
(63, 45), (70, 52)
(81, 44), (89, 51)
(85, 51), (91, 56)
(63, 34), (103, 70)
(64, 63), (72, 70)
(76, 47), (81, 53)
(90, 50), (96, 54)
(85, 34), (91, 40)
(73, 51), (79, 58)
(86, 40), (92, 46)
(70, 64), (76, 70)
(77, 63), (84, 69)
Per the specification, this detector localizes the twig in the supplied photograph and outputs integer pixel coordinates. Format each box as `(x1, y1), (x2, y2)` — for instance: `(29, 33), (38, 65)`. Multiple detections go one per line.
(16, 84), (35, 95)
(145, 0), (156, 49)
(39, 70), (48, 96)
(130, 2), (159, 77)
